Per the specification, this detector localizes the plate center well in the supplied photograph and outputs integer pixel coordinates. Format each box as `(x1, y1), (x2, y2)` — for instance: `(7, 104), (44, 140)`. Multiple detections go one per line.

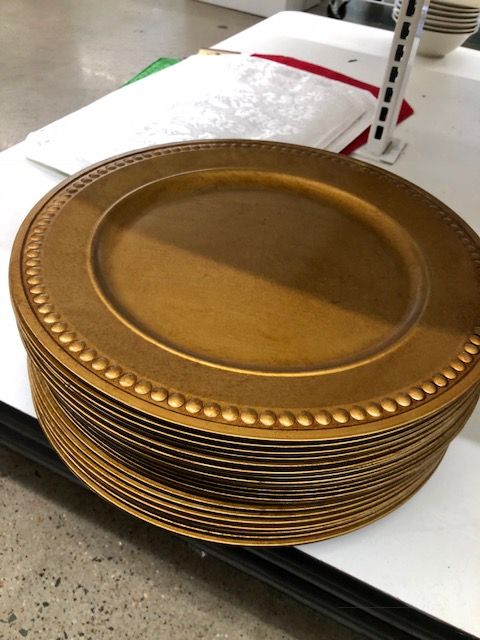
(91, 169), (427, 376)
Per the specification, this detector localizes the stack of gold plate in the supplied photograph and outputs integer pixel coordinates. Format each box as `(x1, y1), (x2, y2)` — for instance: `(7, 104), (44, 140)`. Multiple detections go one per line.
(10, 140), (480, 545)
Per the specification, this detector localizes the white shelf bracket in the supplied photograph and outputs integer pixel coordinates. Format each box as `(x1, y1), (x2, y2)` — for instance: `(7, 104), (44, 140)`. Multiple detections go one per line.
(357, 0), (430, 164)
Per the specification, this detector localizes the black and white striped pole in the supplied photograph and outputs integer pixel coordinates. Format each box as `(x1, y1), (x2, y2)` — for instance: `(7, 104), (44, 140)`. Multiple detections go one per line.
(361, 0), (429, 163)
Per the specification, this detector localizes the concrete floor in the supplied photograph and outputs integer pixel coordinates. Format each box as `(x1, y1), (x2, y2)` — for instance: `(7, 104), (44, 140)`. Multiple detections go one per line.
(0, 0), (259, 151)
(0, 448), (366, 640)
(0, 1), (367, 639)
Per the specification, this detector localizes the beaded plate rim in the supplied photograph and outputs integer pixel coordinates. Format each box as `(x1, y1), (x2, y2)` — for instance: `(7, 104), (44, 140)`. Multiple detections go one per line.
(15, 140), (480, 432)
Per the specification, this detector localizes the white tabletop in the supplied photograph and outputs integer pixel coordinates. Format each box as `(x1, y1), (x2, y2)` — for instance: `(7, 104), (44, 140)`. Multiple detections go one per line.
(1, 12), (479, 636)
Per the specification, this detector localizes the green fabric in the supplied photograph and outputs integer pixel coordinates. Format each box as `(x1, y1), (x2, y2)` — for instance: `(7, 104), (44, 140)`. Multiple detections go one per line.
(123, 57), (180, 86)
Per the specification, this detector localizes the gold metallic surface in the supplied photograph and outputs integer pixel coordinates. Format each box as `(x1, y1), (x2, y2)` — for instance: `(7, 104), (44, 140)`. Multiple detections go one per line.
(10, 141), (480, 545)
(29, 361), (449, 545)
(10, 141), (480, 439)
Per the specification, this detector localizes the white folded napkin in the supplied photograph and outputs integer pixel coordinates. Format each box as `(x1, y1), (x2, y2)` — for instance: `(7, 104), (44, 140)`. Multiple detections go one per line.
(25, 54), (376, 175)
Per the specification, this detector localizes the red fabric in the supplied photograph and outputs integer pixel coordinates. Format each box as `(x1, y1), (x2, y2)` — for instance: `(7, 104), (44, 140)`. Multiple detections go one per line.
(253, 54), (413, 155)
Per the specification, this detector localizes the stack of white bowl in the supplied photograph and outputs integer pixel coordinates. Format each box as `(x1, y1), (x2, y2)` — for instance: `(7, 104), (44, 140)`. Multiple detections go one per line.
(393, 0), (480, 57)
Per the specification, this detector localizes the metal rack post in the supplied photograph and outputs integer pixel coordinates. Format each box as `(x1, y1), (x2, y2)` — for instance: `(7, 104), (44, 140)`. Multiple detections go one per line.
(358, 0), (430, 163)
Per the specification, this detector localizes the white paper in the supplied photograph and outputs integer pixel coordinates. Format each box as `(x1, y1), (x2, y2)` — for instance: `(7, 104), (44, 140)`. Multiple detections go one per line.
(24, 54), (376, 175)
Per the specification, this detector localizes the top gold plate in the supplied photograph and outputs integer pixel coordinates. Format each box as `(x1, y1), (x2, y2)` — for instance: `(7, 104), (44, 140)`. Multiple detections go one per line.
(10, 141), (480, 439)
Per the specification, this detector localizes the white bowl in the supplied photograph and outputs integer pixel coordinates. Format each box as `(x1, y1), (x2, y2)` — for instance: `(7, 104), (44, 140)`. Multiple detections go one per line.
(427, 13), (479, 24)
(418, 28), (473, 55)
(431, 0), (480, 8)
(395, 0), (480, 9)
(426, 17), (478, 29)
(393, 3), (478, 17)
(431, 0), (480, 11)
(427, 7), (479, 20)
(424, 22), (479, 31)
(430, 4), (479, 13)
(393, 7), (479, 28)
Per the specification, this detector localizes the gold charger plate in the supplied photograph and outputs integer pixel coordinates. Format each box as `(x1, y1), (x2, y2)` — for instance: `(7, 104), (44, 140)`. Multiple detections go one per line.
(30, 360), (452, 505)
(53, 385), (475, 479)
(24, 323), (478, 480)
(38, 413), (445, 544)
(30, 359), (475, 494)
(11, 141), (480, 441)
(20, 316), (477, 455)
(31, 367), (444, 544)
